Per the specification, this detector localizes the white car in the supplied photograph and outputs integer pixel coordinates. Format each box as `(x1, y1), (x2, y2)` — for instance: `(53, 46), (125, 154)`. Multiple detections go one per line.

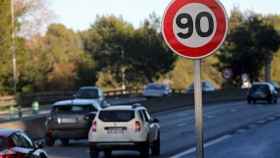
(88, 104), (160, 158)
(143, 83), (172, 98)
(186, 80), (216, 93)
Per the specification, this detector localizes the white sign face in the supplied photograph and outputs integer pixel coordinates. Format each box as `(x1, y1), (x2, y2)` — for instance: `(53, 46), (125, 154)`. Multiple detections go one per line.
(173, 3), (217, 48)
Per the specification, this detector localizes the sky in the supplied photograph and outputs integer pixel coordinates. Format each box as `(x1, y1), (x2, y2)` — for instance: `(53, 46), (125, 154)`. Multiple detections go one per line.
(49, 0), (280, 31)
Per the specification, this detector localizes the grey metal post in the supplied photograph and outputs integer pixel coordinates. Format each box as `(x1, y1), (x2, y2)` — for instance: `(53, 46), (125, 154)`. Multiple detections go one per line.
(194, 60), (204, 158)
(11, 0), (21, 118)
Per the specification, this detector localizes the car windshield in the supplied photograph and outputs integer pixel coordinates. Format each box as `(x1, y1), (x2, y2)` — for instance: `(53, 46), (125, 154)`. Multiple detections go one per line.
(99, 110), (135, 122)
(52, 105), (96, 113)
(75, 89), (99, 99)
(270, 81), (279, 88)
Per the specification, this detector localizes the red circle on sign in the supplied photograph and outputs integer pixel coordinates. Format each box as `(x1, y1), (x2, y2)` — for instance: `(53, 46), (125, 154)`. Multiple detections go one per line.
(162, 0), (228, 59)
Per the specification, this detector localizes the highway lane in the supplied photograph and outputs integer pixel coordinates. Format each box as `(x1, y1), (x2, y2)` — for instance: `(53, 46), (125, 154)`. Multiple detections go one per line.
(181, 116), (280, 158)
(45, 101), (280, 158)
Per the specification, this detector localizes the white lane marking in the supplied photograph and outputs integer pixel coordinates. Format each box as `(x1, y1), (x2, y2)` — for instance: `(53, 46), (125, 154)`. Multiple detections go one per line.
(236, 129), (247, 134)
(256, 120), (266, 124)
(169, 135), (232, 158)
(205, 115), (215, 119)
(177, 123), (187, 127)
(230, 109), (237, 112)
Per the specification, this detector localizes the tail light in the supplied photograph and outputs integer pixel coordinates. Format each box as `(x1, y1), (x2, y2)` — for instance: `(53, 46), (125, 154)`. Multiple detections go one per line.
(134, 121), (141, 132)
(91, 121), (97, 132)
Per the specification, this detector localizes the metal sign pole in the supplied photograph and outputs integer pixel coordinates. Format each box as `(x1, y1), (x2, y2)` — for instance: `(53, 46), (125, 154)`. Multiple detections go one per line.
(194, 59), (204, 158)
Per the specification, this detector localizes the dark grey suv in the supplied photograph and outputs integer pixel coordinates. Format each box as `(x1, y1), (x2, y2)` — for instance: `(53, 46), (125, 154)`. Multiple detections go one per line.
(45, 99), (102, 146)
(247, 82), (278, 104)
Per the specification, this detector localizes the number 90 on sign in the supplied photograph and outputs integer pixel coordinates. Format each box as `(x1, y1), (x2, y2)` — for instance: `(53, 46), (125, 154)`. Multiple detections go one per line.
(173, 3), (217, 48)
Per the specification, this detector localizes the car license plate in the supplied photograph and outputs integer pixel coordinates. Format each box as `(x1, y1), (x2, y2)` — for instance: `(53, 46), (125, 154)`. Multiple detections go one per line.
(107, 128), (124, 134)
(61, 118), (76, 123)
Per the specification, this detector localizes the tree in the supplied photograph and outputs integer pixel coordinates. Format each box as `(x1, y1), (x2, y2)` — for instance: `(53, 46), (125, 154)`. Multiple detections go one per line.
(0, 0), (12, 94)
(126, 22), (176, 84)
(24, 24), (96, 91)
(81, 15), (176, 88)
(81, 15), (134, 88)
(216, 13), (280, 86)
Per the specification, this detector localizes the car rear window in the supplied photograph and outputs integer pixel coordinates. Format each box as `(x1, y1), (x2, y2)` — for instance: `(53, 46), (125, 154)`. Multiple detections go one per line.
(52, 105), (96, 113)
(75, 89), (99, 99)
(251, 85), (269, 93)
(146, 84), (165, 90)
(99, 110), (135, 122)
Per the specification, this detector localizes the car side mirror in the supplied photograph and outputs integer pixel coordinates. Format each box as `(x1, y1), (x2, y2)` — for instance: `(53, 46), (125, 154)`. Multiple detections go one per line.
(85, 112), (96, 121)
(34, 141), (44, 149)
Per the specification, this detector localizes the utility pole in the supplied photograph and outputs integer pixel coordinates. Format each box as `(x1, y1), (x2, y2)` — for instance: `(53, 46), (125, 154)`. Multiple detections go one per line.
(11, 0), (20, 118)
(121, 49), (126, 93)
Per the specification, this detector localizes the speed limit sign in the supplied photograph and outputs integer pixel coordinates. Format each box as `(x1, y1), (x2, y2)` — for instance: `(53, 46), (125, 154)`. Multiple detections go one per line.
(162, 1), (228, 158)
(162, 0), (228, 59)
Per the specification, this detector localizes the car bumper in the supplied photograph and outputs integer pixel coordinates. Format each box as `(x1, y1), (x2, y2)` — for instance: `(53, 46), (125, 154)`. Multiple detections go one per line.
(49, 128), (89, 139)
(89, 141), (146, 150)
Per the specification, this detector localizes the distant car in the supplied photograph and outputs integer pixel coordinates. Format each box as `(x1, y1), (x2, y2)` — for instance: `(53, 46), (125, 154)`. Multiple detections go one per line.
(75, 87), (109, 106)
(88, 104), (160, 158)
(45, 99), (103, 146)
(247, 82), (278, 104)
(142, 83), (172, 98)
(0, 129), (48, 158)
(186, 80), (216, 93)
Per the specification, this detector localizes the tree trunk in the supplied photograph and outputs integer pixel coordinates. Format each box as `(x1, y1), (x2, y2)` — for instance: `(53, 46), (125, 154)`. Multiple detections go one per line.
(264, 57), (272, 82)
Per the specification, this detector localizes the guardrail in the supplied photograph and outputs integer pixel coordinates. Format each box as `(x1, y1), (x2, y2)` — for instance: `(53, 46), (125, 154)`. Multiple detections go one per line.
(0, 88), (144, 108)
(0, 88), (248, 139)
(0, 96), (16, 108)
(0, 88), (248, 109)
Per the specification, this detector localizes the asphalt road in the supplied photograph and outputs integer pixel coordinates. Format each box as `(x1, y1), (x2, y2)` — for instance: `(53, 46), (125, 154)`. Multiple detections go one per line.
(45, 101), (280, 158)
(183, 114), (280, 158)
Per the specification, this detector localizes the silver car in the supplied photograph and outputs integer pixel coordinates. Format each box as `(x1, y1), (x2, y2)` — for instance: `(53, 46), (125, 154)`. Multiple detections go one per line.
(142, 83), (172, 98)
(186, 80), (216, 93)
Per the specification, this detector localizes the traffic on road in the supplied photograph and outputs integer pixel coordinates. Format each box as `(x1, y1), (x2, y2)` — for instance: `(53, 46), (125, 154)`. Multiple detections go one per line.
(1, 0), (280, 158)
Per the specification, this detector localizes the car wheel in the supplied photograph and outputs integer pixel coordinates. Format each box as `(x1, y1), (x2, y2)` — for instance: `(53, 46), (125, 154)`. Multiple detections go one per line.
(151, 132), (160, 156)
(60, 139), (69, 146)
(40, 153), (48, 158)
(90, 149), (99, 158)
(140, 142), (150, 157)
(247, 99), (251, 104)
(45, 135), (55, 147)
(104, 150), (112, 158)
(268, 98), (273, 104)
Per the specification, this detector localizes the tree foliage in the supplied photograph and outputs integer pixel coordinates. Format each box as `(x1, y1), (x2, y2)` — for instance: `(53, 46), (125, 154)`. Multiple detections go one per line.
(24, 24), (96, 91)
(216, 12), (280, 86)
(82, 15), (176, 88)
(0, 0), (11, 92)
(126, 21), (176, 83)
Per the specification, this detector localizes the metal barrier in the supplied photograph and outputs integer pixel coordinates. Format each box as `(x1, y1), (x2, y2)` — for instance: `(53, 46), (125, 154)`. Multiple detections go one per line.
(0, 88), (144, 108)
